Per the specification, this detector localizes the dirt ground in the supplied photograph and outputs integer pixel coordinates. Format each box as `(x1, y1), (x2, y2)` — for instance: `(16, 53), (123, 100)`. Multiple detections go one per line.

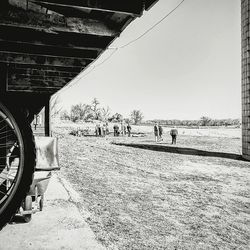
(1, 175), (105, 250)
(54, 125), (250, 250)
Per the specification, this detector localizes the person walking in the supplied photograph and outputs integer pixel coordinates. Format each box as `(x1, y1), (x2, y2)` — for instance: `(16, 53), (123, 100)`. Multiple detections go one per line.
(170, 127), (178, 144)
(154, 123), (159, 142)
(113, 123), (119, 136)
(105, 122), (109, 135)
(158, 125), (163, 141)
(102, 123), (107, 137)
(95, 123), (99, 136)
(120, 122), (126, 136)
(98, 123), (102, 137)
(127, 123), (131, 137)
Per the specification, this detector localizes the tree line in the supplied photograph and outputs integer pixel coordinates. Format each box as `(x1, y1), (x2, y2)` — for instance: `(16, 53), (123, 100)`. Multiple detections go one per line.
(60, 99), (240, 127)
(146, 116), (240, 127)
(60, 98), (144, 124)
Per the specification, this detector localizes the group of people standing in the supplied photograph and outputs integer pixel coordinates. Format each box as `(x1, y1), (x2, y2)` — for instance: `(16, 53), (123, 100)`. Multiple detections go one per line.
(95, 121), (177, 143)
(95, 123), (109, 137)
(95, 122), (132, 137)
(154, 123), (178, 144)
(113, 122), (132, 137)
(154, 123), (163, 142)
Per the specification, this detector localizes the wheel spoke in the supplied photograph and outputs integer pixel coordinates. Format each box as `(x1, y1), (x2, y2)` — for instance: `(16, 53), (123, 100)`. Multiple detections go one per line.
(0, 134), (16, 141)
(0, 125), (7, 132)
(0, 155), (18, 159)
(0, 129), (15, 136)
(0, 102), (36, 229)
(0, 144), (18, 149)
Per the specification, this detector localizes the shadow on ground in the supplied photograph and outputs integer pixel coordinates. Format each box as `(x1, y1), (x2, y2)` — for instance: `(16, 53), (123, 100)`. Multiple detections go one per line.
(9, 215), (27, 224)
(113, 142), (245, 161)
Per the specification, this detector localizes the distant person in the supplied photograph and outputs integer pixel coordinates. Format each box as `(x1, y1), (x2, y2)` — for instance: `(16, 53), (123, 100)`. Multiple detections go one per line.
(95, 123), (99, 136)
(113, 123), (119, 136)
(98, 124), (102, 137)
(170, 127), (178, 144)
(123, 125), (126, 135)
(154, 123), (159, 142)
(127, 124), (131, 137)
(158, 125), (163, 141)
(102, 123), (107, 137)
(120, 122), (126, 136)
(105, 122), (109, 135)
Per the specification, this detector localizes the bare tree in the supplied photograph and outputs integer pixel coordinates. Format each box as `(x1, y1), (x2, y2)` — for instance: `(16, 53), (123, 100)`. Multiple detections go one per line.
(90, 98), (101, 120)
(200, 116), (211, 126)
(70, 103), (93, 122)
(100, 106), (111, 121)
(124, 118), (131, 124)
(109, 113), (123, 122)
(130, 110), (143, 125)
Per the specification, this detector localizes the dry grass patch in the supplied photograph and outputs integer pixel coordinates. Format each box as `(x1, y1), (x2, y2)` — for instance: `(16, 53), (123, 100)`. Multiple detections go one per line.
(55, 126), (250, 250)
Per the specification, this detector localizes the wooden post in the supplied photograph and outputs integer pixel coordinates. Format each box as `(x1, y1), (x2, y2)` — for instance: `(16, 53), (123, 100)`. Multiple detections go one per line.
(242, 0), (250, 160)
(0, 63), (7, 94)
(44, 97), (51, 137)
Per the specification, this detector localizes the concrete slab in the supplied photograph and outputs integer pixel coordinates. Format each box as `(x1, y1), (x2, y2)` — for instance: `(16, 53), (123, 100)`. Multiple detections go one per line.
(0, 174), (105, 250)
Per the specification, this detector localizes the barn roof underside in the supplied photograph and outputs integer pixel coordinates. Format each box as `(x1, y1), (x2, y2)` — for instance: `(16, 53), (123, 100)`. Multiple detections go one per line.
(0, 0), (158, 94)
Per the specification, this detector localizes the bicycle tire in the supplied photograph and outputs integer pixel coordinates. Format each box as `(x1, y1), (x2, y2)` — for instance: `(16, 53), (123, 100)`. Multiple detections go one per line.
(0, 101), (36, 230)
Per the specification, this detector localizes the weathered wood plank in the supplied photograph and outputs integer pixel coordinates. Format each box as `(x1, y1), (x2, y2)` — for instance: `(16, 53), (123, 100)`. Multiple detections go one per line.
(0, 40), (99, 59)
(0, 5), (119, 37)
(7, 62), (80, 93)
(30, 0), (143, 16)
(0, 52), (92, 67)
(8, 63), (83, 74)
(10, 69), (79, 77)
(0, 24), (115, 49)
(8, 73), (78, 80)
(7, 85), (61, 93)
(7, 76), (71, 92)
(8, 76), (73, 85)
(9, 74), (74, 83)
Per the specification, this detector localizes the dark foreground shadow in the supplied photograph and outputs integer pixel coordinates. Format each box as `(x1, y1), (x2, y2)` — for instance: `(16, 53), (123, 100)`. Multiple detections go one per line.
(113, 143), (245, 161)
(9, 215), (27, 224)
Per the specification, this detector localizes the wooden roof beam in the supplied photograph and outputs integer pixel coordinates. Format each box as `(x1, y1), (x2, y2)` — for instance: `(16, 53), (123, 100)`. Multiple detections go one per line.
(30, 0), (144, 16)
(0, 52), (93, 68)
(8, 63), (83, 73)
(0, 5), (119, 37)
(0, 24), (115, 50)
(0, 40), (99, 59)
(8, 66), (81, 78)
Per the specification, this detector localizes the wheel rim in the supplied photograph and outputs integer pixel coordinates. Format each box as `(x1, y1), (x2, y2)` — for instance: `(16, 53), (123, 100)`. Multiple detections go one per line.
(0, 104), (24, 214)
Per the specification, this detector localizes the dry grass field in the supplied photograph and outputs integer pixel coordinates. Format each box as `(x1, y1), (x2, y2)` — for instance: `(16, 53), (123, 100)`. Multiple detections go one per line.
(54, 123), (250, 250)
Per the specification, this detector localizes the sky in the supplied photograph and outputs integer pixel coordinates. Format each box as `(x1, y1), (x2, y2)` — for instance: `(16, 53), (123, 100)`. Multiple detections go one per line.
(57, 0), (241, 121)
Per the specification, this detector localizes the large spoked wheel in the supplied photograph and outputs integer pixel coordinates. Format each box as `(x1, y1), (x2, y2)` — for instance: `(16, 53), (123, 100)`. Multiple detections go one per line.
(0, 101), (36, 229)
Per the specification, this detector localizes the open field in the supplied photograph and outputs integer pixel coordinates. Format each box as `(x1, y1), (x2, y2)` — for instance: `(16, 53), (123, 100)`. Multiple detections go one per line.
(54, 123), (250, 250)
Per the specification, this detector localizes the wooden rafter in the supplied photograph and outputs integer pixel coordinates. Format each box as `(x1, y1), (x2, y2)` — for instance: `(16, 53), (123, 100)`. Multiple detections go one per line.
(0, 24), (115, 50)
(30, 0), (144, 16)
(0, 52), (93, 68)
(0, 40), (99, 59)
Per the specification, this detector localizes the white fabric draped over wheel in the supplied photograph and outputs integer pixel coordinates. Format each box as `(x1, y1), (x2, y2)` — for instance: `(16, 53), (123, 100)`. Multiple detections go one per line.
(35, 137), (59, 171)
